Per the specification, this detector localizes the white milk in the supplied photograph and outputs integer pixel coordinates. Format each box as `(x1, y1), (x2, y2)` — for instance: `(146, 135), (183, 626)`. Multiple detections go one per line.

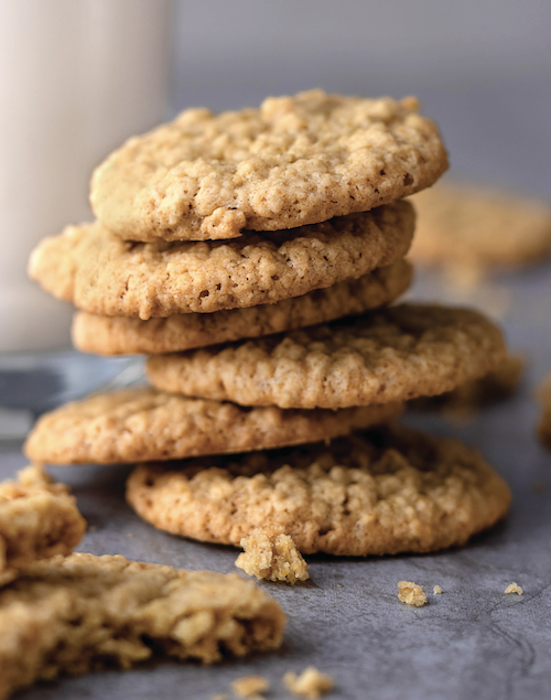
(0, 0), (171, 351)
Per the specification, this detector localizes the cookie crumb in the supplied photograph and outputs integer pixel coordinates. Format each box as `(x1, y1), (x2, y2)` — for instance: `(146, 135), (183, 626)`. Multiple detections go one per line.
(236, 530), (309, 584)
(231, 675), (269, 698)
(433, 585), (443, 594)
(504, 582), (523, 595)
(284, 667), (334, 698)
(211, 695), (229, 700)
(398, 581), (428, 607)
(336, 584), (343, 588)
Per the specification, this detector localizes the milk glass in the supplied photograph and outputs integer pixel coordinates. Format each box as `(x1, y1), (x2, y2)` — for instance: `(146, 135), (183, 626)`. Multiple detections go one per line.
(0, 0), (171, 351)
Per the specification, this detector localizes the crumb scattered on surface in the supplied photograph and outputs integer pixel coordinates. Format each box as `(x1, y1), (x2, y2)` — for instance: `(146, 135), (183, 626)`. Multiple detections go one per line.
(211, 695), (228, 700)
(235, 530), (309, 584)
(433, 585), (443, 594)
(398, 581), (428, 607)
(284, 667), (334, 699)
(231, 674), (269, 698)
(336, 584), (343, 588)
(505, 582), (523, 595)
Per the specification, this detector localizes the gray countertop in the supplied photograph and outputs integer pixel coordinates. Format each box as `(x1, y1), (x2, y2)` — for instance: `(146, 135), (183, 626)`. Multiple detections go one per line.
(1, 260), (551, 700)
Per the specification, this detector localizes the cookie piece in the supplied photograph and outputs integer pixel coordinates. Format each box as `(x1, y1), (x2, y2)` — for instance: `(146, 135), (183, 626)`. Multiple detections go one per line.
(231, 675), (270, 698)
(283, 667), (334, 699)
(397, 581), (427, 607)
(72, 259), (412, 355)
(90, 89), (447, 242)
(0, 465), (85, 579)
(0, 553), (285, 700)
(536, 372), (551, 451)
(410, 353), (524, 417)
(235, 531), (309, 585)
(29, 202), (414, 320)
(410, 181), (551, 270)
(147, 304), (506, 409)
(126, 425), (512, 557)
(24, 387), (403, 465)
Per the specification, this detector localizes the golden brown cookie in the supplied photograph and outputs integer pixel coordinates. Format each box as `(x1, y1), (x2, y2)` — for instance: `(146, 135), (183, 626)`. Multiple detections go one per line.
(410, 354), (524, 417)
(0, 465), (86, 580)
(72, 258), (412, 355)
(410, 181), (551, 270)
(29, 202), (414, 320)
(24, 387), (403, 465)
(536, 372), (551, 450)
(91, 89), (447, 242)
(147, 303), (506, 409)
(0, 553), (285, 700)
(126, 425), (511, 557)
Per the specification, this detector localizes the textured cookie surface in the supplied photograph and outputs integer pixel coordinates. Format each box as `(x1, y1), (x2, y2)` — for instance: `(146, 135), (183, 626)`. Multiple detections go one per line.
(91, 89), (447, 242)
(0, 465), (85, 577)
(0, 553), (285, 700)
(536, 372), (551, 451)
(126, 426), (511, 557)
(24, 387), (402, 465)
(410, 181), (551, 269)
(29, 202), (414, 320)
(147, 303), (506, 409)
(73, 259), (412, 355)
(410, 354), (524, 417)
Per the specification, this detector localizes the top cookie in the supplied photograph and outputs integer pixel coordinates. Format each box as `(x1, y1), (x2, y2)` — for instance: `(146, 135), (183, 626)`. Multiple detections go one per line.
(91, 89), (448, 242)
(410, 181), (551, 270)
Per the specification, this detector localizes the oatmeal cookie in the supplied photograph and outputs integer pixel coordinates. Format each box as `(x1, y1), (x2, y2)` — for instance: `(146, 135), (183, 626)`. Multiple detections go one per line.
(126, 425), (511, 557)
(0, 553), (285, 700)
(24, 387), (402, 465)
(91, 89), (447, 242)
(410, 353), (524, 417)
(29, 202), (414, 320)
(147, 304), (506, 409)
(72, 259), (412, 355)
(410, 181), (551, 270)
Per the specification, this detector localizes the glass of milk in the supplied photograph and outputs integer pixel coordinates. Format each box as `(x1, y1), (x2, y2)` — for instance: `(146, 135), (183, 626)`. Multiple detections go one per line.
(0, 0), (171, 352)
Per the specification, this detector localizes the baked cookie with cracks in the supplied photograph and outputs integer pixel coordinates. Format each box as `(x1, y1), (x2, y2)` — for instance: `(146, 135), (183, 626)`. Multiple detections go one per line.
(147, 303), (507, 409)
(24, 387), (403, 465)
(29, 201), (414, 320)
(126, 425), (511, 557)
(91, 89), (447, 242)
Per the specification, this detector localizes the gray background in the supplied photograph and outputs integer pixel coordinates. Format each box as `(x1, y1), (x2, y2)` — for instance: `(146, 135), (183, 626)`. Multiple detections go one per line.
(2, 2), (551, 698)
(171, 0), (550, 195)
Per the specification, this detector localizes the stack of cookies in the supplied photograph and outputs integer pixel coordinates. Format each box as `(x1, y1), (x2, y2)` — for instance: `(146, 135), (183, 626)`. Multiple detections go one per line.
(26, 90), (512, 565)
